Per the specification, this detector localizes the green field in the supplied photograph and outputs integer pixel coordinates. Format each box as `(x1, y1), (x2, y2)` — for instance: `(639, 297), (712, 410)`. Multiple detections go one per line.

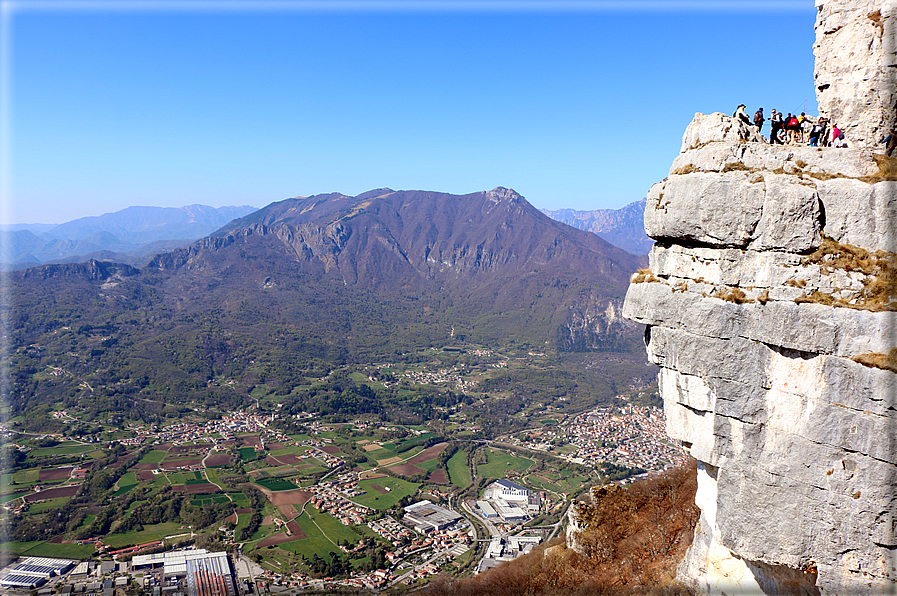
(354, 477), (419, 509)
(228, 493), (250, 508)
(23, 542), (94, 559)
(0, 541), (43, 556)
(28, 496), (72, 514)
(30, 444), (96, 457)
(396, 433), (436, 452)
(138, 450), (168, 464)
(164, 472), (193, 485)
(112, 483), (138, 497)
(102, 522), (185, 548)
(191, 495), (230, 506)
(118, 472), (138, 486)
(239, 447), (261, 461)
(447, 450), (471, 489)
(279, 506), (361, 563)
(12, 469), (39, 484)
(0, 491), (28, 504)
(476, 449), (535, 479)
(234, 513), (250, 537)
(255, 478), (297, 492)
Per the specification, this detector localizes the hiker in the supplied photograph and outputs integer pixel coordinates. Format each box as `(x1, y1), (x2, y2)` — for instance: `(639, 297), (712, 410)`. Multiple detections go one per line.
(797, 112), (808, 143)
(769, 110), (784, 144)
(883, 128), (897, 156)
(785, 113), (800, 144)
(808, 119), (823, 146)
(734, 104), (751, 126)
(753, 108), (765, 132)
(832, 124), (846, 148)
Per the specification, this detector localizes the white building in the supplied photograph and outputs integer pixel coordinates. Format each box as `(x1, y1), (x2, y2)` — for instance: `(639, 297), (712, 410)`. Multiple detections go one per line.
(483, 479), (540, 519)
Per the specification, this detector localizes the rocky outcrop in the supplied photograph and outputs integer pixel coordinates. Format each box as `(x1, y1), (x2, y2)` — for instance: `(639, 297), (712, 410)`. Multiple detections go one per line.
(622, 2), (896, 593)
(814, 0), (897, 147)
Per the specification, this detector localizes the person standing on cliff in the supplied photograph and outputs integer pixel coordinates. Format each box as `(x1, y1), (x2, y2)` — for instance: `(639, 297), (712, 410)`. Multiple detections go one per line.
(769, 109), (783, 144)
(832, 124), (846, 147)
(753, 108), (765, 132)
(734, 104), (751, 126)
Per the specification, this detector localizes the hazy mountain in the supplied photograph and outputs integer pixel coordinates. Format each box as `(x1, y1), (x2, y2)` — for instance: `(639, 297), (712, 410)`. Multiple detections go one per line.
(9, 187), (647, 418)
(541, 199), (651, 255)
(2, 204), (258, 269)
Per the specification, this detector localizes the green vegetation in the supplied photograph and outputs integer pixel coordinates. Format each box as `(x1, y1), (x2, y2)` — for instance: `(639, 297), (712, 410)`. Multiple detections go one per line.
(447, 450), (472, 489)
(22, 542), (95, 559)
(255, 478), (297, 492)
(30, 444), (96, 457)
(102, 522), (185, 548)
(278, 506), (362, 564)
(139, 450), (167, 464)
(354, 477), (419, 509)
(476, 449), (535, 479)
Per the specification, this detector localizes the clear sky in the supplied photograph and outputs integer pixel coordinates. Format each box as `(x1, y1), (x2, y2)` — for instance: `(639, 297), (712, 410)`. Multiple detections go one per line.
(2, 0), (819, 225)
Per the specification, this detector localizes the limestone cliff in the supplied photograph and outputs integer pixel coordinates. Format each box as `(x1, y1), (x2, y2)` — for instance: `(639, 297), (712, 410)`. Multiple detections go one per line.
(618, 1), (896, 593)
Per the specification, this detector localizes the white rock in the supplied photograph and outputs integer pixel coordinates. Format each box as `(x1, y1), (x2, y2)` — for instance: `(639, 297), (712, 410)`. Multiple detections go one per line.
(680, 112), (767, 153)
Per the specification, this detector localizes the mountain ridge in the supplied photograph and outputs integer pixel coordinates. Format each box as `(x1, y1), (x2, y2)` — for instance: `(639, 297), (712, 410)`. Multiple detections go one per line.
(2, 204), (258, 269)
(541, 199), (651, 255)
(9, 186), (649, 422)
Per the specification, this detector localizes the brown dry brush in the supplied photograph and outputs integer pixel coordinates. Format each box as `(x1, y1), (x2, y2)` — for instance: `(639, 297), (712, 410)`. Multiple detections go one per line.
(425, 461), (699, 596)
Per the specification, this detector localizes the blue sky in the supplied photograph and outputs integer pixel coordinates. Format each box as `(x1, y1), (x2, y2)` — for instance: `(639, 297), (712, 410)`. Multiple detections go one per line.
(2, 0), (818, 224)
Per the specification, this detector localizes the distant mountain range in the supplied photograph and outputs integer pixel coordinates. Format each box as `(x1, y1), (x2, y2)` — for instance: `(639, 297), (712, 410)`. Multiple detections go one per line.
(3, 199), (649, 269)
(541, 199), (650, 255)
(9, 187), (647, 419)
(2, 204), (258, 270)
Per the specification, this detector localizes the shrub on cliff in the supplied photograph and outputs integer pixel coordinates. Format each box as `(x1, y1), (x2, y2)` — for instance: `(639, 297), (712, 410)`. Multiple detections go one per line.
(425, 460), (699, 596)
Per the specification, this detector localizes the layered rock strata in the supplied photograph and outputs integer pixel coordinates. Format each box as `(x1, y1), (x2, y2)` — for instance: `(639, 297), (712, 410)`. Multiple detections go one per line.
(619, 2), (896, 592)
(624, 112), (896, 594)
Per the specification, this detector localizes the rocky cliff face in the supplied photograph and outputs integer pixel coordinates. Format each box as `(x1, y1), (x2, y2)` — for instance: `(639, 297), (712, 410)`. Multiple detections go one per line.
(619, 1), (896, 593)
(814, 0), (897, 147)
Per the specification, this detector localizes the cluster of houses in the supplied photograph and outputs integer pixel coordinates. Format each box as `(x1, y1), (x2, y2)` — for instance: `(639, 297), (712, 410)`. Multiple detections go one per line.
(566, 405), (688, 472)
(367, 516), (414, 546)
(307, 488), (370, 527)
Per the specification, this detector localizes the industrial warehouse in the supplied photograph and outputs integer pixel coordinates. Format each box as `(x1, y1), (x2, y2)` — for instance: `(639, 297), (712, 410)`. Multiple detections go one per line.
(0, 550), (234, 596)
(401, 500), (463, 533)
(132, 550), (235, 596)
(476, 479), (541, 522)
(0, 557), (76, 589)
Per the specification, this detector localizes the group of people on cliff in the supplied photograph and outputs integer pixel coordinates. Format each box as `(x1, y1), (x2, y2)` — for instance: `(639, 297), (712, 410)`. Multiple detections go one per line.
(733, 104), (845, 147)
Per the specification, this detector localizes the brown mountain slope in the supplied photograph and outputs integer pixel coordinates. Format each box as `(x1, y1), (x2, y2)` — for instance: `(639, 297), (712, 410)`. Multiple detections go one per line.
(151, 187), (646, 351)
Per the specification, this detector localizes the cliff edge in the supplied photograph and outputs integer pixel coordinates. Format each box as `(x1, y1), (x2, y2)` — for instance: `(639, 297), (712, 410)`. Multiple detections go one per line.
(620, 1), (896, 594)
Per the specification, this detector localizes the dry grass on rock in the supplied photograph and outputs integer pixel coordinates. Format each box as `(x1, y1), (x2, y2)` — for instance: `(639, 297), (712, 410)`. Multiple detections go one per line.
(797, 237), (897, 311)
(425, 462), (699, 596)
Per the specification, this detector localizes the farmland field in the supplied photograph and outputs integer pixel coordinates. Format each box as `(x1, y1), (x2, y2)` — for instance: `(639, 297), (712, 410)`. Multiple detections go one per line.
(476, 449), (535, 479)
(28, 496), (71, 513)
(279, 506), (361, 563)
(255, 478), (297, 492)
(138, 450), (167, 464)
(446, 450), (471, 489)
(354, 477), (418, 509)
(102, 522), (185, 548)
(29, 444), (96, 457)
(22, 542), (94, 559)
